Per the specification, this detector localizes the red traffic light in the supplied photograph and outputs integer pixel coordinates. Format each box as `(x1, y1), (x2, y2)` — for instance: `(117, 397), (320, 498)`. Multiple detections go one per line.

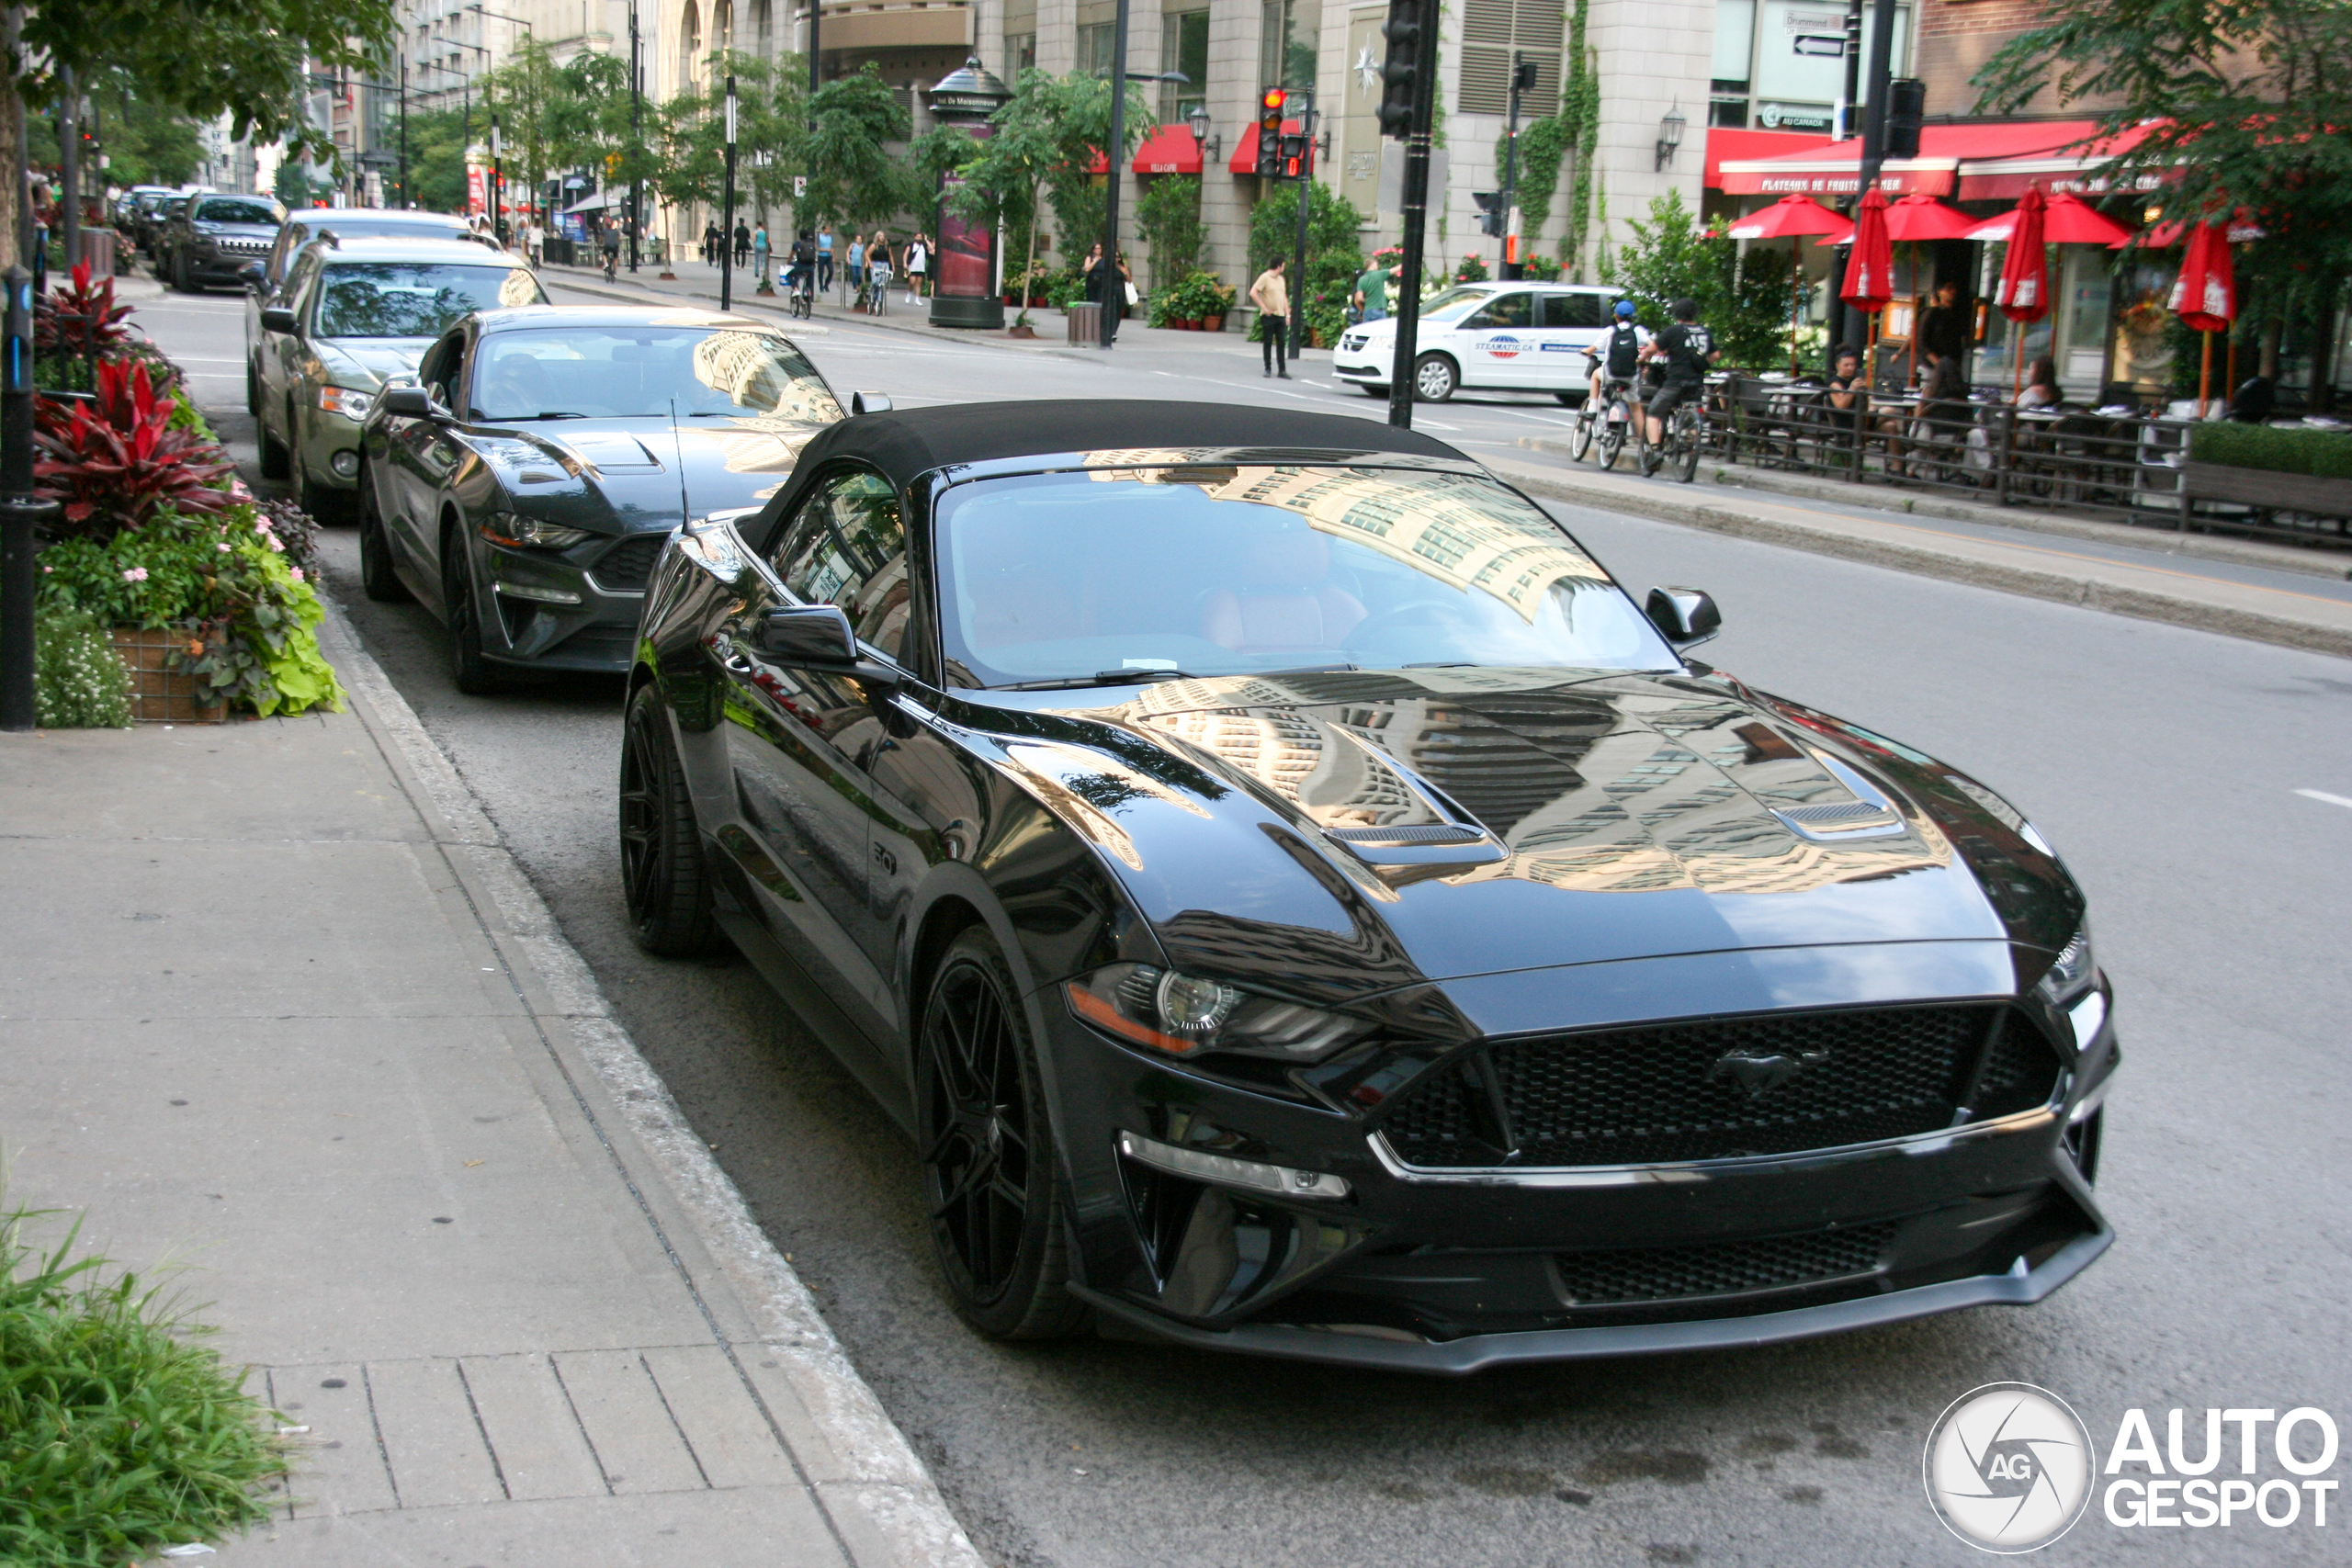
(1262, 88), (1287, 112)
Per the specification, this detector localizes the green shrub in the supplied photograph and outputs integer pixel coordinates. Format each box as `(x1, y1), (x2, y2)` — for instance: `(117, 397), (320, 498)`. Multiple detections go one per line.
(33, 609), (131, 729)
(0, 1207), (287, 1566)
(2190, 422), (2352, 479)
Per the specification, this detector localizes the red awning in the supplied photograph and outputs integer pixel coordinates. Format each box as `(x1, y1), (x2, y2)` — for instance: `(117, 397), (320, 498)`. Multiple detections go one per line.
(1133, 124), (1201, 175)
(1717, 120), (2110, 198)
(1704, 129), (1833, 190)
(1953, 122), (2162, 201)
(1229, 119), (1302, 175)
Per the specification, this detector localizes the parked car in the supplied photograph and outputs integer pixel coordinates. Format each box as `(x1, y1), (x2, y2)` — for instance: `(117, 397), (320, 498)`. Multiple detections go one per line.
(251, 208), (493, 308)
(617, 399), (2117, 1371)
(114, 185), (176, 237)
(158, 191), (285, 292)
(1331, 281), (1622, 403)
(252, 238), (550, 517)
(356, 305), (849, 690)
(139, 191), (195, 258)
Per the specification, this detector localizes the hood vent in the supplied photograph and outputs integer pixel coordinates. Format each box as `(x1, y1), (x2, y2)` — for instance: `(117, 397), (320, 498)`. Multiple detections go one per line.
(1326, 823), (1486, 847)
(1771, 800), (1903, 840)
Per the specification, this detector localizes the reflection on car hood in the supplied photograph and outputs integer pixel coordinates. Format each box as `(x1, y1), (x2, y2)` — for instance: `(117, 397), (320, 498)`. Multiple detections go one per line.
(964, 667), (2077, 1000)
(482, 416), (829, 532)
(315, 338), (437, 389)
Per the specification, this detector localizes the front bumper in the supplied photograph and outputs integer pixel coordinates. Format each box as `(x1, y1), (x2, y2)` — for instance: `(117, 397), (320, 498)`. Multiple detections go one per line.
(1331, 338), (1391, 380)
(470, 532), (665, 673)
(1041, 954), (2117, 1373)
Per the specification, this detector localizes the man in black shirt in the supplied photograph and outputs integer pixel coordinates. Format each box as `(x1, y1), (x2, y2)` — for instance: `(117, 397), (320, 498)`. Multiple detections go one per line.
(1916, 280), (1969, 373)
(1644, 297), (1719, 446)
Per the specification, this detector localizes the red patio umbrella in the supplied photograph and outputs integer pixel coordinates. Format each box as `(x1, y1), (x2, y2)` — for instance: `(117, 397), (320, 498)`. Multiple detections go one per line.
(1840, 188), (1894, 372)
(1963, 189), (2135, 248)
(1728, 196), (1854, 374)
(2170, 220), (2238, 416)
(1992, 186), (2051, 400)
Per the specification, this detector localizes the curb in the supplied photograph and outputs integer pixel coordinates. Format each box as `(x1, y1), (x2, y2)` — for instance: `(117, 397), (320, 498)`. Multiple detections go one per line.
(1486, 452), (2352, 662)
(314, 594), (986, 1568)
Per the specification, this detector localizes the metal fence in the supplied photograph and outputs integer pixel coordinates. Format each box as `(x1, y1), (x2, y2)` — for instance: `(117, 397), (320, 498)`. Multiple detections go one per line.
(1692, 372), (2352, 553)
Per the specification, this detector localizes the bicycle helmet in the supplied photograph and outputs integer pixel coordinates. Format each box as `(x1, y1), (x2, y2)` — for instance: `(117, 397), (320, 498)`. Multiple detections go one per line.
(1612, 299), (1637, 321)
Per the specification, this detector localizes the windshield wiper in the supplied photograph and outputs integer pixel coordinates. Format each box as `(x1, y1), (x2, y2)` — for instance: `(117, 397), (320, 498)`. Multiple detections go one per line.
(996, 669), (1201, 692)
(515, 411), (588, 420)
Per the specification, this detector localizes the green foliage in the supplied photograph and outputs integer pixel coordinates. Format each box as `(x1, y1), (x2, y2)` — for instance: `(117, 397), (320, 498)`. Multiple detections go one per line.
(1510, 0), (1599, 268)
(0, 1206), (288, 1564)
(33, 609), (131, 729)
(30, 76), (204, 188)
(1521, 254), (1563, 281)
(272, 159), (313, 209)
(797, 64), (917, 232)
(1453, 253), (1490, 284)
(1606, 190), (1798, 369)
(2190, 421), (2352, 479)
(950, 69), (1147, 325)
(1248, 182), (1366, 346)
(1150, 270), (1237, 325)
(1136, 175), (1204, 290)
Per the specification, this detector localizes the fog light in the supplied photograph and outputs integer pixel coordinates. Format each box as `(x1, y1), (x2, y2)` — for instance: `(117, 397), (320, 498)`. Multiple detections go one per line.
(492, 581), (582, 605)
(330, 449), (359, 478)
(1117, 1130), (1350, 1200)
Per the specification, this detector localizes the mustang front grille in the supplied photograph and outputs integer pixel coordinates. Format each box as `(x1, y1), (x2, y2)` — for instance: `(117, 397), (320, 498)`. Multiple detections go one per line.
(1379, 1004), (2061, 1168)
(1556, 1221), (1898, 1305)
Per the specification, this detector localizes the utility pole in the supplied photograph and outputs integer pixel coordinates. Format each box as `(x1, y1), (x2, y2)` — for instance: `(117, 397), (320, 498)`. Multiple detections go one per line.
(628, 0), (643, 273)
(1288, 85), (1313, 366)
(400, 56), (410, 207)
(808, 0), (821, 107)
(57, 67), (77, 268)
(1380, 0), (1437, 430)
(1097, 0), (1132, 349)
(720, 76), (738, 310)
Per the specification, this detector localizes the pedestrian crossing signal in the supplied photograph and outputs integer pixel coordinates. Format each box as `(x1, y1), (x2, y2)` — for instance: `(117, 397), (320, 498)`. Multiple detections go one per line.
(1255, 88), (1287, 178)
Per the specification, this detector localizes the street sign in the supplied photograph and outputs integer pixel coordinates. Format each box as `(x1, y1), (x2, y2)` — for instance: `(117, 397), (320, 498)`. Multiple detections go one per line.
(1793, 34), (1845, 56)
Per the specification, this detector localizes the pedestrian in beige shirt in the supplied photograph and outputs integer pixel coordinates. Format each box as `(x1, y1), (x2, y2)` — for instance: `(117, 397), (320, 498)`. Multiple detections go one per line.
(1250, 258), (1290, 378)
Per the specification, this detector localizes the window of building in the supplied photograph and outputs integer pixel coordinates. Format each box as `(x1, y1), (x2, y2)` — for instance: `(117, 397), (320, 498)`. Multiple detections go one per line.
(1006, 31), (1037, 71)
(1259, 0), (1316, 92)
(1161, 9), (1209, 122)
(1710, 0), (1911, 135)
(1458, 0), (1562, 116)
(1078, 21), (1116, 77)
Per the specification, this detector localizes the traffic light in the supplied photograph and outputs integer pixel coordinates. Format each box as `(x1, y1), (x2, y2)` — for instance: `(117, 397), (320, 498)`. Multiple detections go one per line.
(1884, 78), (1926, 160)
(1277, 130), (1309, 179)
(1472, 191), (1504, 237)
(1254, 88), (1287, 177)
(1378, 0), (1424, 140)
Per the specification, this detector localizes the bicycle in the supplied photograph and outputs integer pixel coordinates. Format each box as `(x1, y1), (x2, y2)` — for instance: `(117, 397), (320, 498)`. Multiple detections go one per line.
(601, 247), (619, 284)
(863, 265), (893, 317)
(1578, 375), (1638, 469)
(786, 268), (814, 320)
(1639, 397), (1704, 483)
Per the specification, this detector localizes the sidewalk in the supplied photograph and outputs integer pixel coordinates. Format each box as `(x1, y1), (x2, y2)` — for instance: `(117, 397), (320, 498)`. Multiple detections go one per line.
(0, 601), (981, 1568)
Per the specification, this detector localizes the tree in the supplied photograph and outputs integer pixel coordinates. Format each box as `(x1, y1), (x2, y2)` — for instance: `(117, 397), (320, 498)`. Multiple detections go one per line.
(31, 73), (204, 188)
(1607, 190), (1796, 370)
(1250, 181), (1368, 346)
(1136, 175), (1203, 290)
(1975, 0), (2352, 391)
(1039, 73), (1155, 266)
(797, 64), (913, 236)
(948, 70), (1079, 326)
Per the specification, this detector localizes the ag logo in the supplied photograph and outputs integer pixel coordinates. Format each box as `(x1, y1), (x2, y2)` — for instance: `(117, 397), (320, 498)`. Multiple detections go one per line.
(1484, 334), (1521, 358)
(1924, 1382), (2096, 1553)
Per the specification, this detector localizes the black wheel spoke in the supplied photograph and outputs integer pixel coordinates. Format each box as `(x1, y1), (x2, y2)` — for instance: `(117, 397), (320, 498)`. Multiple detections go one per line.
(917, 953), (1041, 1304)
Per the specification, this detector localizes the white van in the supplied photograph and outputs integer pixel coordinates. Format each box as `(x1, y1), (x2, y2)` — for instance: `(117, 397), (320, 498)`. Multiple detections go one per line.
(1330, 282), (1622, 403)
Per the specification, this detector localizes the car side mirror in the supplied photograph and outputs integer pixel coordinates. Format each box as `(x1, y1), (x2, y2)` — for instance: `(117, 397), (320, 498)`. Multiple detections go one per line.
(753, 604), (902, 687)
(1646, 586), (1722, 648)
(850, 390), (892, 415)
(260, 305), (299, 333)
(379, 385), (439, 420)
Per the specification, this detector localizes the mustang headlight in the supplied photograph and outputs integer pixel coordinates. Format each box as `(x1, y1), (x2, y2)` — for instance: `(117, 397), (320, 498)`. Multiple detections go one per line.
(1065, 963), (1377, 1063)
(2035, 920), (2096, 1004)
(480, 513), (593, 549)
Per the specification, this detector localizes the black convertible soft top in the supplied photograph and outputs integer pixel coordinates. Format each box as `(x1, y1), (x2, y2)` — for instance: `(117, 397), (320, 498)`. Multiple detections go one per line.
(749, 399), (1468, 537)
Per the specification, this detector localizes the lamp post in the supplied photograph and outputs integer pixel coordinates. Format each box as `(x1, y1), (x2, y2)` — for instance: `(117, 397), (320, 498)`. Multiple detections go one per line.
(720, 76), (739, 310)
(1653, 102), (1685, 172)
(628, 0), (643, 274)
(1095, 64), (1191, 350)
(1185, 102), (1218, 164)
(399, 55), (411, 206)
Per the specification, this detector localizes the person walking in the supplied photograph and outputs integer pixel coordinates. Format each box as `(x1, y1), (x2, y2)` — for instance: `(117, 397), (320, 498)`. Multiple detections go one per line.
(844, 233), (865, 306)
(733, 220), (752, 265)
(1250, 256), (1290, 378)
(526, 215), (546, 267)
(817, 228), (833, 291)
(905, 233), (928, 301)
(752, 221), (771, 287)
(702, 220), (720, 265)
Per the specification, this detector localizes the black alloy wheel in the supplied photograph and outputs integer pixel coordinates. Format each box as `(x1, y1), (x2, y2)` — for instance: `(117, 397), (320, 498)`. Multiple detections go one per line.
(356, 468), (409, 603)
(916, 928), (1087, 1340)
(441, 525), (500, 694)
(618, 683), (715, 956)
(1412, 353), (1457, 402)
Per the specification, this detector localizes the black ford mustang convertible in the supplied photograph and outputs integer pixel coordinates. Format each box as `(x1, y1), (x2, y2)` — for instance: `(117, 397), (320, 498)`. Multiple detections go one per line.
(620, 400), (2116, 1371)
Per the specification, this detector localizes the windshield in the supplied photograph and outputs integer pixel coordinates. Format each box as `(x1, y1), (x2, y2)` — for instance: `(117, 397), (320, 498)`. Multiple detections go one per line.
(321, 219), (476, 243)
(470, 326), (842, 422)
(934, 465), (1679, 688)
(196, 197), (280, 225)
(1419, 287), (1496, 323)
(315, 263), (545, 338)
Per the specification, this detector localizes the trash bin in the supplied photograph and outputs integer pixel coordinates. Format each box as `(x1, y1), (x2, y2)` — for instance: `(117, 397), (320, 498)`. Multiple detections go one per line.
(1066, 302), (1101, 344)
(78, 229), (119, 276)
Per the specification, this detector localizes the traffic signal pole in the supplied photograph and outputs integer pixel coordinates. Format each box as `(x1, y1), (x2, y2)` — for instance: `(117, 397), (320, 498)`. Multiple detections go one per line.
(1382, 0), (1438, 430)
(1289, 85), (1312, 365)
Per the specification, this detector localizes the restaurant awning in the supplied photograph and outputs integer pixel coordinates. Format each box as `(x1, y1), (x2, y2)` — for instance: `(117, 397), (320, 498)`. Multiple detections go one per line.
(1716, 120), (2116, 199)
(1132, 124), (1202, 175)
(1229, 119), (1302, 175)
(1704, 128), (1834, 190)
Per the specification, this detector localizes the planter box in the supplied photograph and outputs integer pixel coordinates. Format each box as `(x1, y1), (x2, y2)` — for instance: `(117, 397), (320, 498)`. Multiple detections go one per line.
(1204, 314), (1226, 333)
(2181, 460), (2352, 518)
(110, 625), (226, 725)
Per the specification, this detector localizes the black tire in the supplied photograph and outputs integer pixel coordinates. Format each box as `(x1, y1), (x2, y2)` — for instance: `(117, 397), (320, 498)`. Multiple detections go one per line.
(357, 469), (409, 603)
(245, 360), (260, 416)
(1411, 353), (1457, 403)
(257, 406), (291, 479)
(442, 526), (501, 695)
(1676, 409), (1702, 484)
(172, 253), (193, 293)
(1568, 410), (1595, 462)
(1554, 390), (1580, 407)
(618, 683), (716, 956)
(915, 927), (1087, 1340)
(300, 461), (354, 524)
(1598, 411), (1626, 470)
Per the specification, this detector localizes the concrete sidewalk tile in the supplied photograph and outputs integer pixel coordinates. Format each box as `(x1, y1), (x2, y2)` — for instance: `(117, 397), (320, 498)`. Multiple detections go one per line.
(458, 1352), (609, 1502)
(552, 1348), (710, 1495)
(366, 1358), (506, 1508)
(271, 1363), (400, 1517)
(640, 1343), (800, 1490)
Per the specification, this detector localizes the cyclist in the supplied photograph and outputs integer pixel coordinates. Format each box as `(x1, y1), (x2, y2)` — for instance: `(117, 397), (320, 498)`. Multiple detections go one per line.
(598, 220), (621, 282)
(1643, 296), (1719, 449)
(1584, 298), (1648, 407)
(786, 229), (818, 310)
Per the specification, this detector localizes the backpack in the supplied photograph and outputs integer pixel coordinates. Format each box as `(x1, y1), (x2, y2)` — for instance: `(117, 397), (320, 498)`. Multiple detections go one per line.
(1605, 321), (1642, 378)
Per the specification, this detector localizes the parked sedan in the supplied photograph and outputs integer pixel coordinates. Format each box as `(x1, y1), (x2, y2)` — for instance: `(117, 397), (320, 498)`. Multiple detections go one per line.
(253, 239), (548, 517)
(619, 399), (2116, 1371)
(1332, 281), (1619, 403)
(357, 305), (848, 691)
(159, 191), (284, 292)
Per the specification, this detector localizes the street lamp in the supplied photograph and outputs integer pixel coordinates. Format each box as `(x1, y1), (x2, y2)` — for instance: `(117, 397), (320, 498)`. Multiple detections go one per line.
(1655, 103), (1686, 172)
(719, 75), (739, 311)
(1095, 63), (1190, 350)
(1185, 102), (1218, 164)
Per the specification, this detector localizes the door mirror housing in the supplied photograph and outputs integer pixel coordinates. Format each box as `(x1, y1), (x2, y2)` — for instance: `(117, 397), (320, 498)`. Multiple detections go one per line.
(1645, 586), (1722, 648)
(850, 389), (892, 415)
(379, 385), (440, 420)
(260, 305), (300, 333)
(752, 604), (902, 687)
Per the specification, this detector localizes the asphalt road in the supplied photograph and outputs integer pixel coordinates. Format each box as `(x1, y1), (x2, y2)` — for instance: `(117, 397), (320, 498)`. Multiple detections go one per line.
(141, 277), (2349, 1567)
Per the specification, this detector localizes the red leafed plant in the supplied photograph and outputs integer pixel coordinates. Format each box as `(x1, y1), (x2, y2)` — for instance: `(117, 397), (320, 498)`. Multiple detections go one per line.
(34, 358), (237, 538)
(34, 261), (134, 359)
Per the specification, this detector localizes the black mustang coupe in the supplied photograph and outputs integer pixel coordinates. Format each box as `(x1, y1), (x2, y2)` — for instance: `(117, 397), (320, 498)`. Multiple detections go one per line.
(620, 400), (2116, 1371)
(358, 305), (847, 690)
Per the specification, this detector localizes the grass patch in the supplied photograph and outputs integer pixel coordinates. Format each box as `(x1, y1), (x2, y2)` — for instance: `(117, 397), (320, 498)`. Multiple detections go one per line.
(1, 1207), (286, 1566)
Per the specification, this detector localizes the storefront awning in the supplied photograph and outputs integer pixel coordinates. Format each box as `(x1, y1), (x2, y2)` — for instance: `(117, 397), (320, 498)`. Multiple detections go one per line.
(1229, 119), (1302, 175)
(1704, 129), (1834, 190)
(1133, 124), (1202, 175)
(1716, 120), (2117, 198)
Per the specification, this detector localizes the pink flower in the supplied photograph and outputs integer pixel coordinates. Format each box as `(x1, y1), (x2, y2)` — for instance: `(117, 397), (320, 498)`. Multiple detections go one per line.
(121, 566), (149, 582)
(217, 542), (232, 553)
(289, 567), (305, 582)
(266, 533), (285, 551)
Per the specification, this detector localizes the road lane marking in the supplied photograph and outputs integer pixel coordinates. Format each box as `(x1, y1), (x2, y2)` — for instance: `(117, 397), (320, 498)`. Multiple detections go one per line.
(2295, 789), (2352, 810)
